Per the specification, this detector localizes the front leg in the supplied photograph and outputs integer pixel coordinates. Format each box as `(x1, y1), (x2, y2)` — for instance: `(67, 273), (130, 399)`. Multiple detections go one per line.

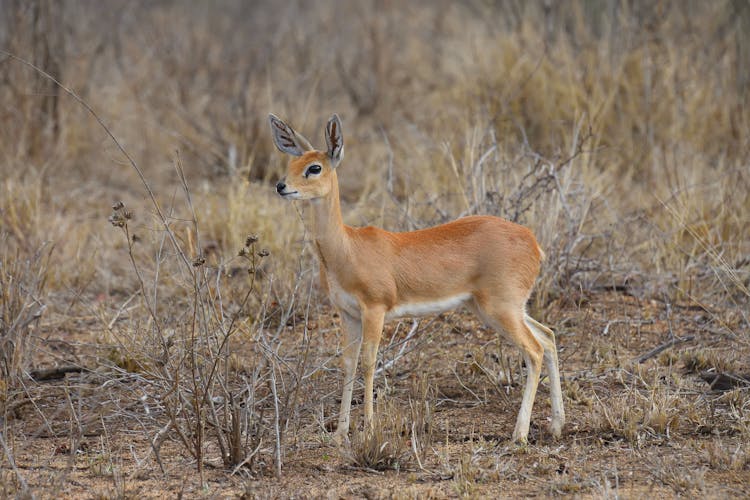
(333, 311), (361, 444)
(360, 306), (386, 431)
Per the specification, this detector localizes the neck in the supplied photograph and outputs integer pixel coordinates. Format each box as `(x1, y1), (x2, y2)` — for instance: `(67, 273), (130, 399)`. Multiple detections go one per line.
(311, 171), (348, 259)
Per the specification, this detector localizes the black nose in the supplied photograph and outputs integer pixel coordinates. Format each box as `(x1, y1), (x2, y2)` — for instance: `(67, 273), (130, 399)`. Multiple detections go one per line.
(276, 181), (286, 194)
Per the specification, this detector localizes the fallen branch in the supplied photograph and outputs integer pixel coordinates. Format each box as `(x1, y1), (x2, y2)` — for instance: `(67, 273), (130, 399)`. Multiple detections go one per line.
(29, 365), (89, 381)
(699, 371), (750, 391)
(636, 335), (695, 364)
(340, 464), (385, 475)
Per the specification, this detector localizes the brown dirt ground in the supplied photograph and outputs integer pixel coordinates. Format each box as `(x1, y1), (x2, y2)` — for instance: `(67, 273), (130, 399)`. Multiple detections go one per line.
(3, 291), (749, 499)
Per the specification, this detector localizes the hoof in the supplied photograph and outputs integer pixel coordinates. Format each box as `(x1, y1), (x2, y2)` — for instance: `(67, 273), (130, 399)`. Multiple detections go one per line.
(332, 430), (349, 446)
(511, 433), (529, 446)
(550, 422), (563, 439)
(511, 438), (530, 454)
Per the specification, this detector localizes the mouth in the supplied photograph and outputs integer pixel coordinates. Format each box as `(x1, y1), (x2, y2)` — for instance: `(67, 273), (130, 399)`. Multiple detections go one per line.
(278, 190), (299, 198)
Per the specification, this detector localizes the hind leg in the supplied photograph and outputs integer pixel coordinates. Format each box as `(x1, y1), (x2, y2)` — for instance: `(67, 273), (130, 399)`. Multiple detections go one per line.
(525, 315), (565, 438)
(477, 301), (544, 443)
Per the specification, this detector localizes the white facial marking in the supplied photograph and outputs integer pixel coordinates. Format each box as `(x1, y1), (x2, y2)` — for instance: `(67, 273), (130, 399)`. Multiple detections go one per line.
(279, 191), (301, 199)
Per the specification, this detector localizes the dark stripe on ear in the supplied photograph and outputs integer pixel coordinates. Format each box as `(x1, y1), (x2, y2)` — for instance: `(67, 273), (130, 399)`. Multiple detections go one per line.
(330, 122), (337, 147)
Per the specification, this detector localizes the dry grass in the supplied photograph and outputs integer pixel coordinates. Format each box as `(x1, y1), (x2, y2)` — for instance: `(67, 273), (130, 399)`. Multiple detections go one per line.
(344, 382), (435, 472)
(345, 396), (411, 472)
(0, 0), (749, 497)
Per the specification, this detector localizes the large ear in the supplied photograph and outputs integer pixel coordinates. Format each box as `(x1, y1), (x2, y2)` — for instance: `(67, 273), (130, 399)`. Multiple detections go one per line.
(268, 114), (313, 156)
(325, 114), (344, 168)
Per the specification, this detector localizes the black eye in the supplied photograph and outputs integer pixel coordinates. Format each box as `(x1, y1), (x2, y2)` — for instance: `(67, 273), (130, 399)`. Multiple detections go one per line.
(305, 164), (322, 177)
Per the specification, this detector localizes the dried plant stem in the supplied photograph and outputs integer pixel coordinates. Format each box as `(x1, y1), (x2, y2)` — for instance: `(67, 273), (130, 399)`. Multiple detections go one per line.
(270, 362), (282, 479)
(376, 319), (419, 377)
(0, 431), (28, 494)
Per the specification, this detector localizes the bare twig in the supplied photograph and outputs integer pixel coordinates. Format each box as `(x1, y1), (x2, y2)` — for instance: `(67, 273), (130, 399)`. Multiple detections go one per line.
(269, 362), (282, 478)
(0, 431), (29, 495)
(107, 290), (140, 330)
(376, 319), (419, 377)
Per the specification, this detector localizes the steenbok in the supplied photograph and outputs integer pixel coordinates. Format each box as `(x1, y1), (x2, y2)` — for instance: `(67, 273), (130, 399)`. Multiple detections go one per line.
(270, 113), (564, 444)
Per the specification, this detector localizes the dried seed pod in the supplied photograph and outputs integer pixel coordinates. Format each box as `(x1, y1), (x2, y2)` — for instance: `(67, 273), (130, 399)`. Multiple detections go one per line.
(245, 234), (259, 247)
(108, 214), (125, 227)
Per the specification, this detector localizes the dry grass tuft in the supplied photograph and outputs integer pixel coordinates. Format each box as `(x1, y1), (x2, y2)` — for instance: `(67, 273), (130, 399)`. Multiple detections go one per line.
(345, 395), (411, 471)
(704, 440), (750, 472)
(593, 376), (683, 445)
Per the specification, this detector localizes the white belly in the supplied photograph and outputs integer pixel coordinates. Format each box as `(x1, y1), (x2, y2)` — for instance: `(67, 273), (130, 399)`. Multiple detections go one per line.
(386, 293), (472, 320)
(328, 284), (471, 321)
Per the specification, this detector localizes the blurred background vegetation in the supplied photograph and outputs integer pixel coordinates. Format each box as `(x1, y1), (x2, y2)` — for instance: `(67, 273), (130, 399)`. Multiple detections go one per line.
(2, 0), (748, 312)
